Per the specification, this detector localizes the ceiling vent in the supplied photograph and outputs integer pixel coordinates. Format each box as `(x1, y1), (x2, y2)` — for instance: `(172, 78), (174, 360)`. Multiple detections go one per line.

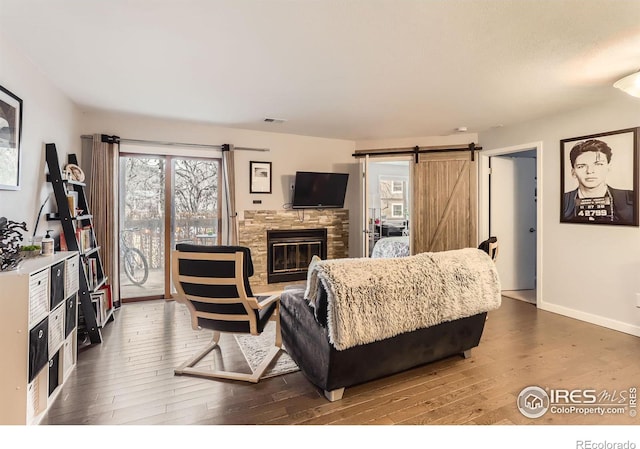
(264, 117), (287, 124)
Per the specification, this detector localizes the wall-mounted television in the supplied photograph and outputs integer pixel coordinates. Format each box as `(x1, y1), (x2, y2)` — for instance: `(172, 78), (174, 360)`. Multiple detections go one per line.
(291, 171), (349, 209)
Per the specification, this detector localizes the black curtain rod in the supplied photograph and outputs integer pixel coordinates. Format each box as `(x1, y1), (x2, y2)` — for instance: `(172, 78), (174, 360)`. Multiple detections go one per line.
(101, 134), (119, 144)
(352, 143), (480, 162)
(80, 134), (269, 152)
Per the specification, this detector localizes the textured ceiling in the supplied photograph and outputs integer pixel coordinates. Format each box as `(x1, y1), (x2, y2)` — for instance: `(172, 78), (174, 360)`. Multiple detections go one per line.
(1, 0), (639, 140)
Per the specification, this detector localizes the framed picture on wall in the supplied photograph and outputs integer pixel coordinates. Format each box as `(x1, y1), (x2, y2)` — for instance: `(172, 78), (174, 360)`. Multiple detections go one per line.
(560, 127), (639, 226)
(0, 85), (23, 190)
(250, 161), (272, 194)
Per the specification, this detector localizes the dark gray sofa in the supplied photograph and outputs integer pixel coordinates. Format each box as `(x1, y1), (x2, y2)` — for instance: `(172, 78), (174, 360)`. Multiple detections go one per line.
(280, 284), (488, 401)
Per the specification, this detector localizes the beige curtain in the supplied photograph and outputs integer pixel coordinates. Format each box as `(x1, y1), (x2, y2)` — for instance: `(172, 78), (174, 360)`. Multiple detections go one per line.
(89, 134), (120, 307)
(222, 144), (238, 245)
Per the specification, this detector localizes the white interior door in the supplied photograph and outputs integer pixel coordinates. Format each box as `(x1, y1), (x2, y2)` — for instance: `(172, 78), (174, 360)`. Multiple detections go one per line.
(490, 156), (536, 290)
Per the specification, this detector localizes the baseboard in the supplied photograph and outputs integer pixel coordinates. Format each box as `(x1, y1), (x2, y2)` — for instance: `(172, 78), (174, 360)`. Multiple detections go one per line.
(537, 302), (640, 338)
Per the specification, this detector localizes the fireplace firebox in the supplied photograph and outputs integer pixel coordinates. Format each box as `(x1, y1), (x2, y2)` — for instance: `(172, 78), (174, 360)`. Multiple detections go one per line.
(267, 228), (327, 284)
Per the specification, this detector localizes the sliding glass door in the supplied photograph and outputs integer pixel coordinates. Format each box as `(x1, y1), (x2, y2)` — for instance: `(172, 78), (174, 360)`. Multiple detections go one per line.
(172, 158), (221, 248)
(119, 154), (221, 301)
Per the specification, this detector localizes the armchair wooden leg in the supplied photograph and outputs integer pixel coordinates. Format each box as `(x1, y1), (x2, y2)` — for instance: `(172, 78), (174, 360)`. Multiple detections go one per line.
(175, 327), (282, 383)
(174, 333), (220, 375)
(272, 304), (282, 348)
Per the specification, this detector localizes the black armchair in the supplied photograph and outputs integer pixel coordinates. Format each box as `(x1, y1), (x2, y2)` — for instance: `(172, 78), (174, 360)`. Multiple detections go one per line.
(478, 236), (498, 262)
(171, 244), (281, 383)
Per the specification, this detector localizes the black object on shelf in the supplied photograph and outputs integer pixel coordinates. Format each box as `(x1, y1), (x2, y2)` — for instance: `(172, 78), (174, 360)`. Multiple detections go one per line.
(45, 143), (113, 346)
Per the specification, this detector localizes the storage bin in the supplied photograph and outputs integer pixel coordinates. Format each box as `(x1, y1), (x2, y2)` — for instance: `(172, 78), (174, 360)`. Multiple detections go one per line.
(48, 351), (60, 396)
(65, 255), (79, 298)
(28, 317), (49, 383)
(65, 295), (77, 337)
(50, 261), (66, 309)
(48, 303), (65, 358)
(29, 269), (49, 326)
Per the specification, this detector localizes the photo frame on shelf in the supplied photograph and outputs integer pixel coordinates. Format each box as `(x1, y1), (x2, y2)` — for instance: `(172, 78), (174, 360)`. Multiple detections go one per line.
(0, 85), (23, 190)
(560, 127), (639, 226)
(250, 161), (272, 194)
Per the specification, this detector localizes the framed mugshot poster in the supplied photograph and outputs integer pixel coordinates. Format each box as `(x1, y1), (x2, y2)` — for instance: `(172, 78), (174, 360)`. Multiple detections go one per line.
(560, 127), (639, 226)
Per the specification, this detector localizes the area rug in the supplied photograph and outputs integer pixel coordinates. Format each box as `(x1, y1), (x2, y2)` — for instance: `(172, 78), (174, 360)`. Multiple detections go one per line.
(234, 322), (300, 378)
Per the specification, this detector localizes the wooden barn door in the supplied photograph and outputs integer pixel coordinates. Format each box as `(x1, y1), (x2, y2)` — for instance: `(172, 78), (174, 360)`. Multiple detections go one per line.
(412, 151), (477, 253)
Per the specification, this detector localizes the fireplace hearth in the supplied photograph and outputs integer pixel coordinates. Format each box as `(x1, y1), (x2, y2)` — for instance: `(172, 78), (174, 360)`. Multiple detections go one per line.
(267, 228), (327, 284)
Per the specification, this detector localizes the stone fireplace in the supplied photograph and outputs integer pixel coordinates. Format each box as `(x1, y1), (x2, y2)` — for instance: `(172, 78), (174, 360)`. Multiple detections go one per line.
(238, 209), (349, 291)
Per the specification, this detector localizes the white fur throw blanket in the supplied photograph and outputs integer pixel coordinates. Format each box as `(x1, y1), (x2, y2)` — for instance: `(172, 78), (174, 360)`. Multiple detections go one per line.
(305, 248), (501, 350)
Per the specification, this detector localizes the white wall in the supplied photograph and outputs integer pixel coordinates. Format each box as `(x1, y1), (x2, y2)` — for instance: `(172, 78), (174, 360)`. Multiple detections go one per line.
(0, 33), (81, 240)
(479, 95), (640, 336)
(355, 133), (478, 151)
(80, 111), (359, 255)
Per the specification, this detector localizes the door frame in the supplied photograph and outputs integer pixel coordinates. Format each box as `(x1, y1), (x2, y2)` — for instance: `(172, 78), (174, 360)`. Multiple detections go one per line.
(360, 156), (413, 257)
(478, 141), (543, 307)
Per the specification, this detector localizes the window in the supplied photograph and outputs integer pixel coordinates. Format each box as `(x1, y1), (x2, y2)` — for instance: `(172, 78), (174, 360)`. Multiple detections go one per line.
(391, 180), (403, 194)
(391, 203), (404, 218)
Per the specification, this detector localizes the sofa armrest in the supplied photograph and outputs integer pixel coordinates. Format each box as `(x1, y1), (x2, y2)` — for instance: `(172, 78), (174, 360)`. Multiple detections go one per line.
(253, 293), (280, 310)
(284, 283), (329, 328)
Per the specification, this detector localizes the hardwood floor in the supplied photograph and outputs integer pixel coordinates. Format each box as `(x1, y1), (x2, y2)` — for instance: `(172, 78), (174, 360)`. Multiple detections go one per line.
(501, 289), (536, 304)
(41, 296), (640, 425)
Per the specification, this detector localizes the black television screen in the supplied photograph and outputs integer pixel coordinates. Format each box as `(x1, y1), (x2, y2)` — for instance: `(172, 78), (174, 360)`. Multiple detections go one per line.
(291, 171), (349, 209)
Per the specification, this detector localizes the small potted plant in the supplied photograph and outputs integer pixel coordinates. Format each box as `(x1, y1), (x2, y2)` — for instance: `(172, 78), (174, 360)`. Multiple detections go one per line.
(19, 244), (42, 258)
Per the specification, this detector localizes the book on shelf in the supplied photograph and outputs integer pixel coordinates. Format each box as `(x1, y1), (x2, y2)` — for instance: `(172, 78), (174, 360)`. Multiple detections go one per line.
(82, 257), (98, 290)
(101, 293), (110, 322)
(90, 290), (106, 326)
(75, 227), (82, 251)
(75, 225), (93, 253)
(60, 231), (67, 251)
(89, 258), (98, 289)
(82, 259), (89, 289)
(100, 284), (113, 310)
(82, 226), (91, 252)
(66, 192), (78, 217)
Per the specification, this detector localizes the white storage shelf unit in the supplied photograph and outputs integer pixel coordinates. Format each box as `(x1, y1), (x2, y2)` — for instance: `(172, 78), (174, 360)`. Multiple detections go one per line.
(0, 252), (79, 425)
